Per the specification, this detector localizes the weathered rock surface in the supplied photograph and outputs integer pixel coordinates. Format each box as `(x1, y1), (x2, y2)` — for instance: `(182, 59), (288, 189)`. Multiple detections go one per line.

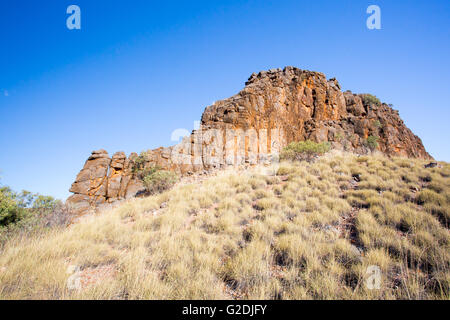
(67, 67), (431, 213)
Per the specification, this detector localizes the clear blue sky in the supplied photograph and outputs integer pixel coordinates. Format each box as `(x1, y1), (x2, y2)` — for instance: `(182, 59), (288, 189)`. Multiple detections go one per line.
(0, 0), (449, 200)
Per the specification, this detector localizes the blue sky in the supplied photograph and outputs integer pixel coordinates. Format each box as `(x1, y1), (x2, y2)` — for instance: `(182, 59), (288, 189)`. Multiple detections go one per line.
(0, 0), (449, 200)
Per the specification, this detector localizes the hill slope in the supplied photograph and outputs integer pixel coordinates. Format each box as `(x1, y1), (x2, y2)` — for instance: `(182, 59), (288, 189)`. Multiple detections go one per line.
(0, 152), (448, 299)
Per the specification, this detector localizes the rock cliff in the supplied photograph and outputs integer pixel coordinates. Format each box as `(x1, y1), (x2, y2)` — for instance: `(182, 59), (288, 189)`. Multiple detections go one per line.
(67, 67), (431, 213)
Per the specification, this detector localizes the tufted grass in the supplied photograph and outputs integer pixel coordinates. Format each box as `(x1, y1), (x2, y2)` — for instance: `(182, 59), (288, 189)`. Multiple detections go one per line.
(0, 151), (448, 300)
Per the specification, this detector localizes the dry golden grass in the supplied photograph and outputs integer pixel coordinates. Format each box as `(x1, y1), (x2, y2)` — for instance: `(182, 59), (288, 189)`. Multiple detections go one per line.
(0, 151), (448, 299)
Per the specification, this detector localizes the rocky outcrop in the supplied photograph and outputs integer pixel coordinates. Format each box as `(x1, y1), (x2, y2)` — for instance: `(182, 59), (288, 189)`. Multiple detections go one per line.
(67, 150), (143, 213)
(67, 67), (431, 213)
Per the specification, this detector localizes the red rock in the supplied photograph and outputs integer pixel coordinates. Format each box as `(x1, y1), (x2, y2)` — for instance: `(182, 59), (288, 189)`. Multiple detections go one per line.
(66, 67), (432, 213)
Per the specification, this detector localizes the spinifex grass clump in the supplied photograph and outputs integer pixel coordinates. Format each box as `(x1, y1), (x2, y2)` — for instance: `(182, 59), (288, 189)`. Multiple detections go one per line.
(280, 140), (331, 162)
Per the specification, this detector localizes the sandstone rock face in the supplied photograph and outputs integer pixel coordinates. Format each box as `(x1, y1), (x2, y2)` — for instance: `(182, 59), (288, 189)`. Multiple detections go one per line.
(67, 67), (431, 213)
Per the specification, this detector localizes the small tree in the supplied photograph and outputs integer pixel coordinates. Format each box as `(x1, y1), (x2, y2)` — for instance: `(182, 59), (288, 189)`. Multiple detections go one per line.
(280, 140), (331, 162)
(143, 170), (178, 195)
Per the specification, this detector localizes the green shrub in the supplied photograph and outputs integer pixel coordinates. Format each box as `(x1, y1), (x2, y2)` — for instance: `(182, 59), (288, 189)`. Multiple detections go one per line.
(132, 150), (178, 195)
(335, 133), (344, 142)
(0, 189), (22, 226)
(0, 185), (67, 243)
(366, 135), (379, 151)
(132, 151), (150, 178)
(373, 120), (382, 128)
(143, 170), (178, 195)
(362, 94), (381, 106)
(132, 151), (171, 183)
(280, 140), (331, 162)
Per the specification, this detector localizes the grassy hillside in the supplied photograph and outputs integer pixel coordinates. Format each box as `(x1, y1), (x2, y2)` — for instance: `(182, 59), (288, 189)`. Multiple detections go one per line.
(0, 151), (448, 299)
